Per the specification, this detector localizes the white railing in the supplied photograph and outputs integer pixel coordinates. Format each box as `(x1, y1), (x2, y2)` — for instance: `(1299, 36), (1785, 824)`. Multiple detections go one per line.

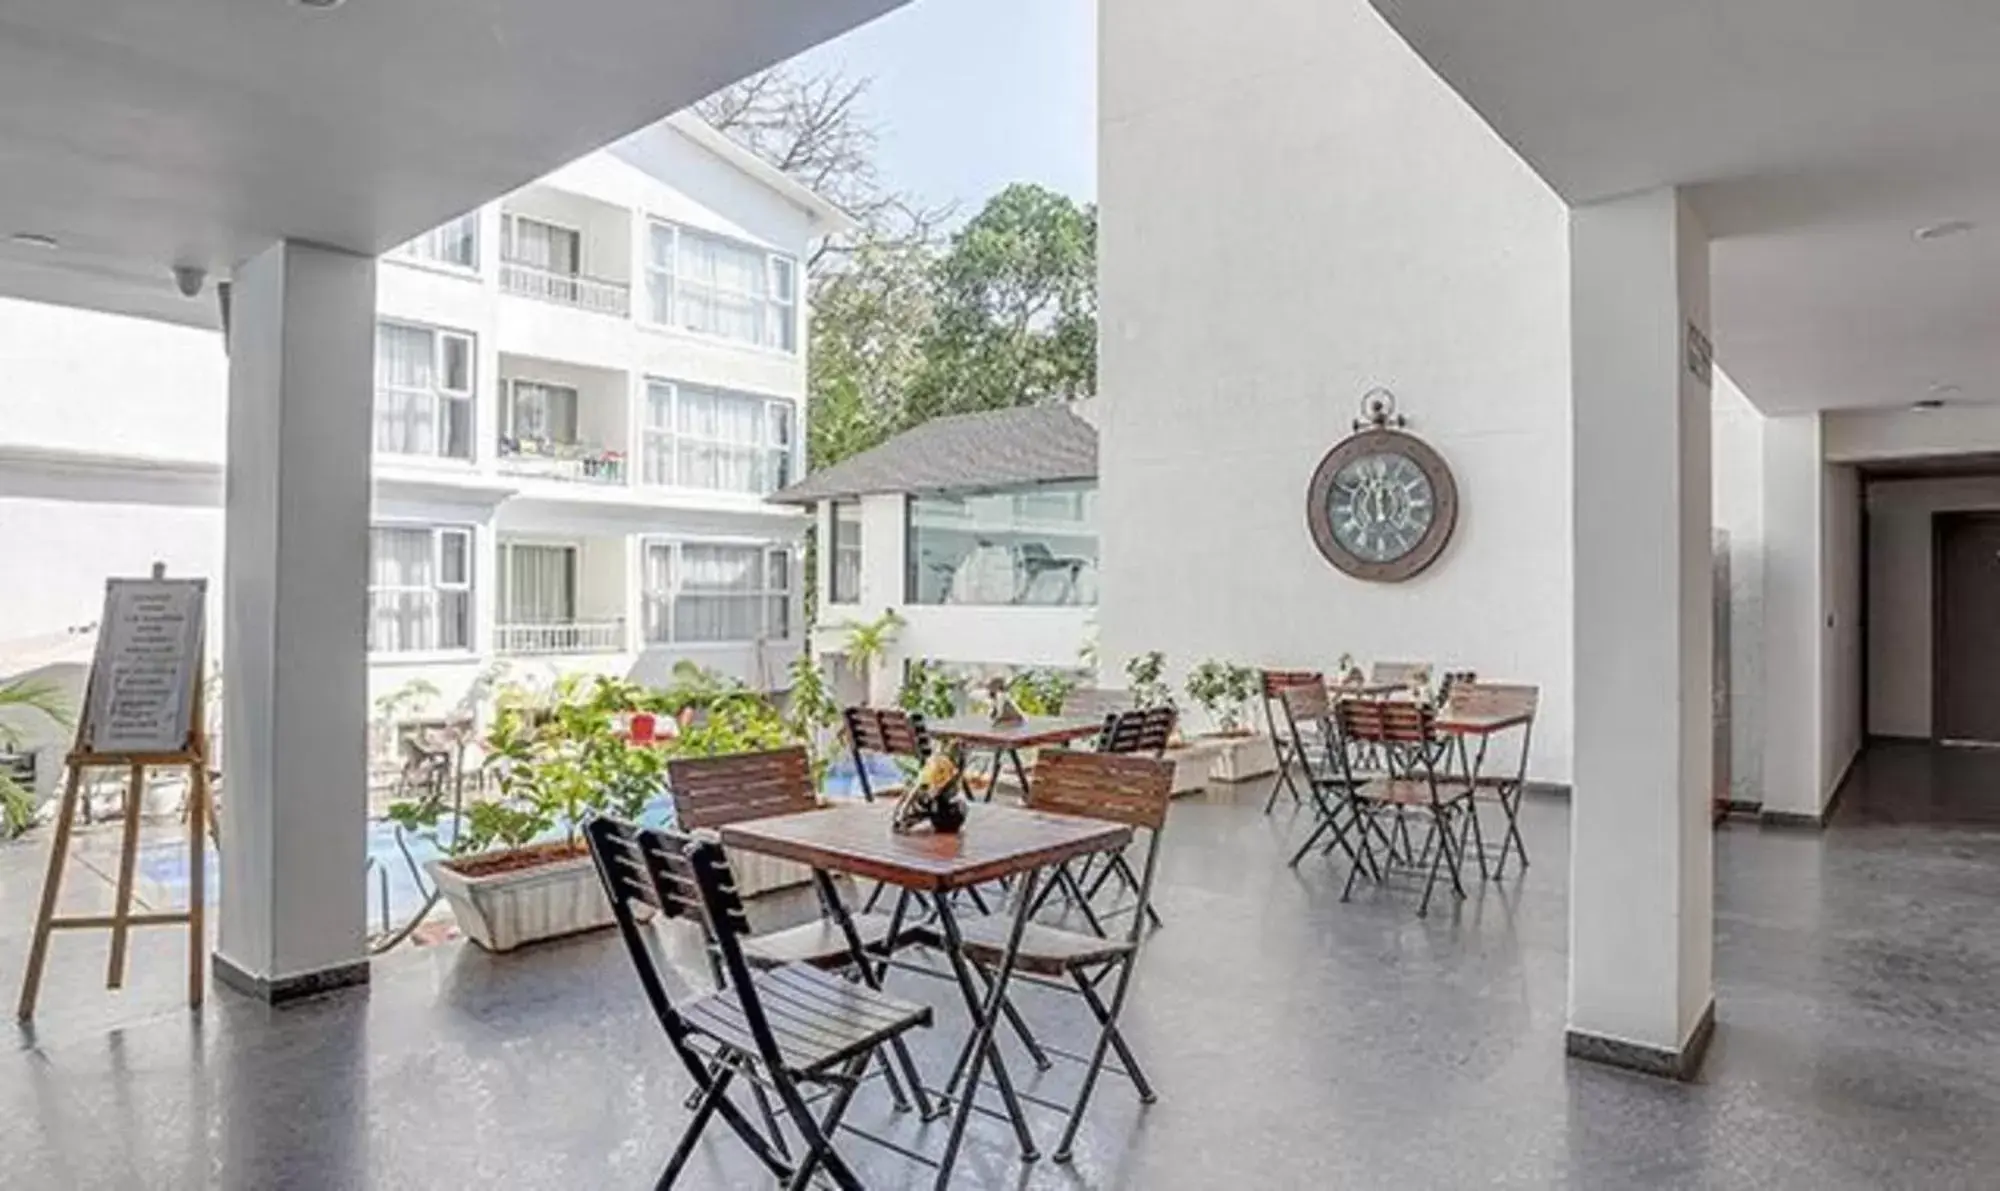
(499, 261), (631, 316)
(495, 621), (627, 656)
(495, 445), (627, 485)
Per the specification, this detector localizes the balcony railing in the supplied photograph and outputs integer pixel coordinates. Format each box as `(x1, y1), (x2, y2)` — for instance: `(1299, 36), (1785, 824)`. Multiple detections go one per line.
(497, 439), (627, 485)
(496, 620), (627, 656)
(499, 261), (631, 316)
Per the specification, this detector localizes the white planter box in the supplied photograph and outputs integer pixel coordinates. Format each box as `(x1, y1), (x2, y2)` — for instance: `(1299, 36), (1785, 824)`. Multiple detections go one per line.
(1163, 739), (1225, 796)
(1203, 732), (1280, 783)
(728, 847), (814, 899)
(429, 850), (617, 953)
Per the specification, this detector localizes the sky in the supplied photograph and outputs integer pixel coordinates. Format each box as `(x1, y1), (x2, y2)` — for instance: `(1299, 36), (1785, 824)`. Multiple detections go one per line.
(788, 0), (1097, 213)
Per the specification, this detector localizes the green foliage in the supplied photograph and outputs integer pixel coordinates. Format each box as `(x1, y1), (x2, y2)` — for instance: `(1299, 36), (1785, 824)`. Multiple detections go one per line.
(1125, 652), (1175, 712)
(807, 186), (1098, 478)
(481, 675), (669, 852)
(671, 692), (797, 759)
(373, 677), (439, 725)
(785, 649), (841, 787)
(1185, 660), (1260, 734)
(0, 678), (73, 840)
(907, 184), (1097, 423)
(1008, 668), (1078, 717)
(898, 660), (961, 720)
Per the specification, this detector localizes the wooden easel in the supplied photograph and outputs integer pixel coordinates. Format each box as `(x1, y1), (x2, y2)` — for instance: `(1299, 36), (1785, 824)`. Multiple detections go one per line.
(17, 565), (214, 1020)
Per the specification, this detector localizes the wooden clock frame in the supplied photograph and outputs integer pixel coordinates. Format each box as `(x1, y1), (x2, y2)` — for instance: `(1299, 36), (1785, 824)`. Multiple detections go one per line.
(1305, 426), (1460, 583)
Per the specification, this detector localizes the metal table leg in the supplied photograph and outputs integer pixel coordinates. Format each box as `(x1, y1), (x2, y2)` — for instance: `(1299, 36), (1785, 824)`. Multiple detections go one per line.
(932, 870), (1042, 1186)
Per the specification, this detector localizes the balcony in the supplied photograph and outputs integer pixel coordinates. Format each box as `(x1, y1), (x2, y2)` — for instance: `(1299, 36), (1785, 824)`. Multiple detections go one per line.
(496, 438), (628, 486)
(495, 620), (626, 656)
(499, 261), (631, 316)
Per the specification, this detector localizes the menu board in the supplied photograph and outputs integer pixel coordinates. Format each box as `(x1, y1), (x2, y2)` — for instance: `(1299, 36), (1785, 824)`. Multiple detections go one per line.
(81, 578), (207, 755)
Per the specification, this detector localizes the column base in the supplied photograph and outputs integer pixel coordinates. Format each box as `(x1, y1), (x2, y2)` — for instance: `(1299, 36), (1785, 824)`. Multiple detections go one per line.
(213, 953), (370, 1006)
(1565, 998), (1715, 1081)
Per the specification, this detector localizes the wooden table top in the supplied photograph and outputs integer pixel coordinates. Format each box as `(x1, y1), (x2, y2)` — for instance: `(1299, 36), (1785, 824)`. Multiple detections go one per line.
(925, 714), (1106, 749)
(719, 801), (1132, 892)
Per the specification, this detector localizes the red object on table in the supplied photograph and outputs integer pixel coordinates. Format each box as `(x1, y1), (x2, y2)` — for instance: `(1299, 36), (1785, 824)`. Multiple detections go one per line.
(629, 712), (656, 745)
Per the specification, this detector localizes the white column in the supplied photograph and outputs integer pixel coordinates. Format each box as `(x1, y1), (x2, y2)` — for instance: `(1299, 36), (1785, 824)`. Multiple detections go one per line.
(1760, 414), (1827, 820)
(216, 241), (375, 1000)
(1568, 188), (1715, 1077)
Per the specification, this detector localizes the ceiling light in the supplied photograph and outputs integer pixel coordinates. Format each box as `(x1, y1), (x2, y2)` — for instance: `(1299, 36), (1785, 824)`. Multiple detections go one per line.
(1914, 220), (1974, 241)
(8, 232), (58, 249)
(294, 0), (345, 8)
(1930, 383), (1963, 397)
(1912, 399), (1947, 412)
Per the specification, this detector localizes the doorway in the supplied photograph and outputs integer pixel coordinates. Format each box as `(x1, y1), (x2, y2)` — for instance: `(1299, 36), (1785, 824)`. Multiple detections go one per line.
(1933, 512), (2000, 744)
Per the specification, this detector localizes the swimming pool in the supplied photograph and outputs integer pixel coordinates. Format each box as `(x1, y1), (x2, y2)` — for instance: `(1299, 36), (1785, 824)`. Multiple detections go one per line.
(136, 753), (908, 929)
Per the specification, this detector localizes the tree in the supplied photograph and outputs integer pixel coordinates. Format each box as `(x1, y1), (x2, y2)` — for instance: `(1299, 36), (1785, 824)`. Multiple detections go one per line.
(805, 233), (935, 468)
(908, 184), (1097, 423)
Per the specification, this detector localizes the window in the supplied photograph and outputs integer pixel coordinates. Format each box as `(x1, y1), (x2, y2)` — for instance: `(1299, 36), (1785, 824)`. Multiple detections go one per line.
(642, 541), (793, 644)
(374, 322), (474, 460)
(644, 220), (798, 352)
(905, 483), (1099, 607)
(393, 211), (479, 270)
(641, 380), (794, 494)
(500, 543), (576, 625)
(368, 526), (473, 654)
(501, 214), (580, 276)
(829, 500), (862, 605)
(502, 379), (579, 447)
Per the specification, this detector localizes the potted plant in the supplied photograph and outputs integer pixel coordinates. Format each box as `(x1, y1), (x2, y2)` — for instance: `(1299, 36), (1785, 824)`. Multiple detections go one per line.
(838, 609), (905, 705)
(0, 678), (71, 838)
(1184, 660), (1279, 783)
(1125, 651), (1175, 713)
(1008, 668), (1077, 716)
(393, 674), (668, 953)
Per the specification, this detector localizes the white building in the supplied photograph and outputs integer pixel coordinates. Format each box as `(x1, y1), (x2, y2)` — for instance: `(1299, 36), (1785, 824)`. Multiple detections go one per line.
(0, 111), (849, 772)
(773, 402), (1100, 703)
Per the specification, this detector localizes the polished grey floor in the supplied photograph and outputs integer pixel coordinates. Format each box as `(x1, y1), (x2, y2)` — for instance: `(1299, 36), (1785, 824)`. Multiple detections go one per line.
(4, 742), (1999, 1189)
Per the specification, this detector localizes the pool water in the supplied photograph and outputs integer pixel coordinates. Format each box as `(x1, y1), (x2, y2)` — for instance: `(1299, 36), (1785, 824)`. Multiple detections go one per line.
(136, 754), (908, 930)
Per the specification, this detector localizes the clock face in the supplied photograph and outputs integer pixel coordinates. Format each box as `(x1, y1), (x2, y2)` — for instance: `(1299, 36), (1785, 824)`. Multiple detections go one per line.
(1306, 429), (1458, 582)
(1326, 451), (1436, 563)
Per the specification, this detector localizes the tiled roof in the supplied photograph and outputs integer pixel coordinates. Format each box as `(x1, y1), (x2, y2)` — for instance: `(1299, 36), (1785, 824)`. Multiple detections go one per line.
(768, 403), (1097, 505)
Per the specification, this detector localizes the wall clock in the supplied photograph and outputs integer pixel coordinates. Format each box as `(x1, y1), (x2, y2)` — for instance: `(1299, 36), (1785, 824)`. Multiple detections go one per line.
(1305, 389), (1459, 582)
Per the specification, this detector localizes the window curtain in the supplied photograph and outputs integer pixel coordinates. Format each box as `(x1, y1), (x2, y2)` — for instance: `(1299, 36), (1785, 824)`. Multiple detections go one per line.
(642, 384), (675, 485)
(675, 544), (763, 642)
(374, 325), (435, 455)
(369, 528), (436, 652)
(504, 545), (574, 624)
(509, 382), (578, 445)
(642, 543), (674, 643)
(646, 224), (676, 324)
(508, 217), (579, 275)
(677, 231), (765, 343)
(677, 388), (766, 493)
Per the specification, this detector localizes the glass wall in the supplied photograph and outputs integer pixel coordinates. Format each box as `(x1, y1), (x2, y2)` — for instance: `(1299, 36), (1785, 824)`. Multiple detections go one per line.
(904, 482), (1098, 606)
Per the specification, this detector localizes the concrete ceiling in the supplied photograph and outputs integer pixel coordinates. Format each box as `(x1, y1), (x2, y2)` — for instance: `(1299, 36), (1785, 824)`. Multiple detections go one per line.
(0, 0), (903, 328)
(1368, 0), (2000, 416)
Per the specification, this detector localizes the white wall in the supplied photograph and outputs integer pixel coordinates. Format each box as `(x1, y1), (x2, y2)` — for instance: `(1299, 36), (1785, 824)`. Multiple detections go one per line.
(1822, 463), (1863, 794)
(0, 297), (226, 460)
(1759, 415), (1826, 817)
(1098, 0), (1573, 780)
(1825, 404), (2000, 462)
(1866, 475), (2000, 737)
(1712, 372), (1766, 803)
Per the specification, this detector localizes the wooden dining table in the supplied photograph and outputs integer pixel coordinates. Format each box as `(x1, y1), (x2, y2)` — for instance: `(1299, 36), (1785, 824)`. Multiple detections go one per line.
(720, 799), (1132, 1188)
(925, 713), (1106, 801)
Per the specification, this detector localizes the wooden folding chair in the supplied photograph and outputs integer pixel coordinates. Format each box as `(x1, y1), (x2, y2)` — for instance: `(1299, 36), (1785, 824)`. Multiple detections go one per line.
(668, 746), (935, 1121)
(1331, 699), (1478, 916)
(1446, 682), (1539, 878)
(1260, 669), (1324, 813)
(586, 817), (933, 1191)
(943, 750), (1174, 1163)
(1277, 682), (1373, 874)
(1057, 706), (1176, 930)
(840, 706), (930, 803)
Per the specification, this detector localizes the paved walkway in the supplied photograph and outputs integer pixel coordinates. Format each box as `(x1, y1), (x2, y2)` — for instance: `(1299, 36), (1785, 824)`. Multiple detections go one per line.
(2, 744), (1997, 1188)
